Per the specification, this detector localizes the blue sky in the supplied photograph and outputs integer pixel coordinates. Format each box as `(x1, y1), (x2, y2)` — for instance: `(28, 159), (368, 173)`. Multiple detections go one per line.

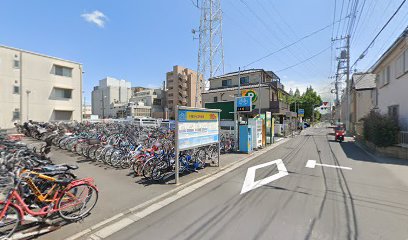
(1, 0), (407, 103)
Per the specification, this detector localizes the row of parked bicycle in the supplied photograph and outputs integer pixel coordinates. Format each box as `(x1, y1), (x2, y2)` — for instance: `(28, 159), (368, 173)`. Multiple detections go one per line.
(0, 132), (99, 240)
(16, 121), (234, 182)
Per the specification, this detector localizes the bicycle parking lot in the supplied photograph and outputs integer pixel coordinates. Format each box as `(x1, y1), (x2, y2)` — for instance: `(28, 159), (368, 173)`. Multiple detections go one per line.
(0, 121), (246, 239)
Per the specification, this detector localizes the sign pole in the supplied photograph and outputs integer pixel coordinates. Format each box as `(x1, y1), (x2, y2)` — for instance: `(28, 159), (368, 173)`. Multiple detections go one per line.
(218, 111), (221, 167)
(235, 67), (241, 151)
(175, 105), (180, 185)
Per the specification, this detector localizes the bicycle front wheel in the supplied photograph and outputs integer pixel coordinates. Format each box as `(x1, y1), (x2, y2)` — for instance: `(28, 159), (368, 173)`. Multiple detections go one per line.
(57, 184), (98, 221)
(0, 202), (21, 240)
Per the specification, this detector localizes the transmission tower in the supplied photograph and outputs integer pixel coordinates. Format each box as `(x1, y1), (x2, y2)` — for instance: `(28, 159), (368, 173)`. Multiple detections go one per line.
(193, 0), (225, 106)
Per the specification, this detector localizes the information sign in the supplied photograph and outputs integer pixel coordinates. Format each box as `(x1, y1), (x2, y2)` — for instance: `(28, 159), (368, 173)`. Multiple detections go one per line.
(235, 96), (252, 112)
(177, 109), (220, 150)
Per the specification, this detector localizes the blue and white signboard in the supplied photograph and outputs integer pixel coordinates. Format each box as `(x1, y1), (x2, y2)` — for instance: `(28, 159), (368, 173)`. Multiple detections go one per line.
(235, 96), (252, 112)
(298, 109), (305, 117)
(177, 109), (220, 150)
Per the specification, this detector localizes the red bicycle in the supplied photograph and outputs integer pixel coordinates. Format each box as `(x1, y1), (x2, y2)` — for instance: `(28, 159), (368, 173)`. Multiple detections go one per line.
(0, 170), (98, 239)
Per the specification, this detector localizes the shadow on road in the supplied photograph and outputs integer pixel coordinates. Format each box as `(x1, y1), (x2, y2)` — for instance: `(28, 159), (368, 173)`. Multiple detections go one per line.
(340, 142), (408, 166)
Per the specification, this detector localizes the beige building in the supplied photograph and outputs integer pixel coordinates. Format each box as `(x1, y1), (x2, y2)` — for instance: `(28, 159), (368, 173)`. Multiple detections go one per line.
(129, 88), (165, 118)
(371, 27), (408, 130)
(166, 65), (203, 119)
(202, 69), (289, 116)
(0, 45), (82, 129)
(350, 73), (376, 134)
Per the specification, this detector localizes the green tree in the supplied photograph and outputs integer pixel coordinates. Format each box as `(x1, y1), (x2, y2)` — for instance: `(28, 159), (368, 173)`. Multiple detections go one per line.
(299, 86), (322, 121)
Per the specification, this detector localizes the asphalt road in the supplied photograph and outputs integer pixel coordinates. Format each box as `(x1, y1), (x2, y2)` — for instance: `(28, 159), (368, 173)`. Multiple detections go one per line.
(106, 126), (408, 240)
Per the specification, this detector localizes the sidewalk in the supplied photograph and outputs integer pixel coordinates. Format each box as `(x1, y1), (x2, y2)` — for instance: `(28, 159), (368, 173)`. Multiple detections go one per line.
(355, 141), (408, 186)
(12, 138), (286, 240)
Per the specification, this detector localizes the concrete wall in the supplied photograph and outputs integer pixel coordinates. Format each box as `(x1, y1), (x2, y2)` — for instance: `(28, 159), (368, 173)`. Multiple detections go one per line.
(0, 45), (82, 128)
(356, 89), (374, 121)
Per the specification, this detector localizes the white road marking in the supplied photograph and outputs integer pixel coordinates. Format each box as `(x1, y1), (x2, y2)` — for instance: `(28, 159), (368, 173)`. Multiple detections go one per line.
(67, 139), (291, 240)
(240, 159), (289, 194)
(305, 160), (352, 170)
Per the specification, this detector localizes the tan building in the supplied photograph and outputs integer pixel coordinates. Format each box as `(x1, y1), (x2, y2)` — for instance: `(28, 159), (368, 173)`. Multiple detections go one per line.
(0, 45), (82, 129)
(166, 65), (203, 119)
(350, 73), (376, 134)
(202, 69), (290, 116)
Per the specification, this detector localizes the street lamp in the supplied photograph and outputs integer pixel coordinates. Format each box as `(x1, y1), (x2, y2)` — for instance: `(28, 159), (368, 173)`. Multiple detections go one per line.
(26, 90), (31, 121)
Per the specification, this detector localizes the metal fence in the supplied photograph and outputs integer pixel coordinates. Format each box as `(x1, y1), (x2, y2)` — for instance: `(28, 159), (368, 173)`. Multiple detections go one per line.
(398, 131), (408, 146)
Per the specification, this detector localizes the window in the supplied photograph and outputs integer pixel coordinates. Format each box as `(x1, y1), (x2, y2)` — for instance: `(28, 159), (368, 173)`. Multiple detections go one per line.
(13, 109), (20, 120)
(240, 76), (249, 85)
(388, 105), (399, 122)
(13, 60), (20, 69)
(54, 65), (72, 77)
(396, 53), (404, 77)
(54, 88), (72, 99)
(222, 79), (232, 87)
(214, 96), (218, 102)
(54, 110), (73, 120)
(404, 49), (408, 72)
(13, 85), (20, 94)
(385, 65), (390, 85)
(153, 98), (161, 105)
(379, 66), (390, 87)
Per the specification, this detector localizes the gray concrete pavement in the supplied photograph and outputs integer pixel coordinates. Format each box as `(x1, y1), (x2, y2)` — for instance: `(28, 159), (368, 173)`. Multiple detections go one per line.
(17, 138), (257, 240)
(104, 126), (408, 240)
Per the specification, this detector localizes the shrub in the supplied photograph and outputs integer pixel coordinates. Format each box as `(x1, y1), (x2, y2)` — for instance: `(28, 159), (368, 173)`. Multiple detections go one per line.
(362, 111), (399, 147)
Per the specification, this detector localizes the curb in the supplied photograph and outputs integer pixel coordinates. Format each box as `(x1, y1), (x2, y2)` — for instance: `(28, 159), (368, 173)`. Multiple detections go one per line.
(66, 138), (290, 240)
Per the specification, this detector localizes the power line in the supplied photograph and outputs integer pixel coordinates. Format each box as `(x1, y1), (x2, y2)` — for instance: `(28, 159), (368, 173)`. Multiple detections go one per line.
(277, 46), (332, 72)
(243, 16), (347, 69)
(352, 0), (407, 68)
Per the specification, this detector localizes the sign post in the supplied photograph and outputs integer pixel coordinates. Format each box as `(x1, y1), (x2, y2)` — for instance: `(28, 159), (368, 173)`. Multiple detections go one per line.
(175, 106), (221, 184)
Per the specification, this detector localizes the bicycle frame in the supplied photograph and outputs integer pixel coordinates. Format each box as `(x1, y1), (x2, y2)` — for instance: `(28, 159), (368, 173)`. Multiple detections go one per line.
(0, 177), (98, 223)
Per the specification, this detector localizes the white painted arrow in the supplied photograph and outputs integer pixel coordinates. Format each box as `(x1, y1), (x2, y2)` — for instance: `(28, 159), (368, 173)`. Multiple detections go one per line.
(241, 159), (288, 194)
(305, 160), (352, 170)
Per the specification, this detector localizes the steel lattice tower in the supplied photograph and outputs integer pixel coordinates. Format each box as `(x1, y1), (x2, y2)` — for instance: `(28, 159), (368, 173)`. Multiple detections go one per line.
(194, 0), (225, 106)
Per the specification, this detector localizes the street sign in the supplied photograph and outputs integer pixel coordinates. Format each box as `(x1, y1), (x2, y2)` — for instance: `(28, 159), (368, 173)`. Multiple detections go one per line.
(235, 96), (252, 112)
(298, 109), (304, 117)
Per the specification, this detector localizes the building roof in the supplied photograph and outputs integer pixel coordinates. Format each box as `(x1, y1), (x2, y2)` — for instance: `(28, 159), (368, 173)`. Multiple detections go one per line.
(209, 69), (280, 81)
(352, 73), (376, 90)
(0, 45), (82, 65)
(370, 26), (408, 72)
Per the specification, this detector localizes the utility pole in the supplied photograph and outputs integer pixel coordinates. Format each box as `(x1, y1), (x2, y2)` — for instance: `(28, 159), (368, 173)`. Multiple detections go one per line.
(26, 90), (31, 121)
(332, 35), (350, 126)
(345, 35), (350, 131)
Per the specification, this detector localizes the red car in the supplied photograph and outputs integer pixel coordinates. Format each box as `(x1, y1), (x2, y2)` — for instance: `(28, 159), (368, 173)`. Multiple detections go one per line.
(334, 125), (345, 142)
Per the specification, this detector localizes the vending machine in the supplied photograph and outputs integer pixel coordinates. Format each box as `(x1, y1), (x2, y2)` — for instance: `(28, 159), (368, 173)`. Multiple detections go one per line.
(248, 118), (263, 149)
(239, 125), (253, 153)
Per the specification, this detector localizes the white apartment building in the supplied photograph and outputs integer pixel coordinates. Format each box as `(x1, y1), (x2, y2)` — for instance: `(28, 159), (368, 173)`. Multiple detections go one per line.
(371, 27), (408, 130)
(91, 77), (131, 118)
(0, 45), (82, 129)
